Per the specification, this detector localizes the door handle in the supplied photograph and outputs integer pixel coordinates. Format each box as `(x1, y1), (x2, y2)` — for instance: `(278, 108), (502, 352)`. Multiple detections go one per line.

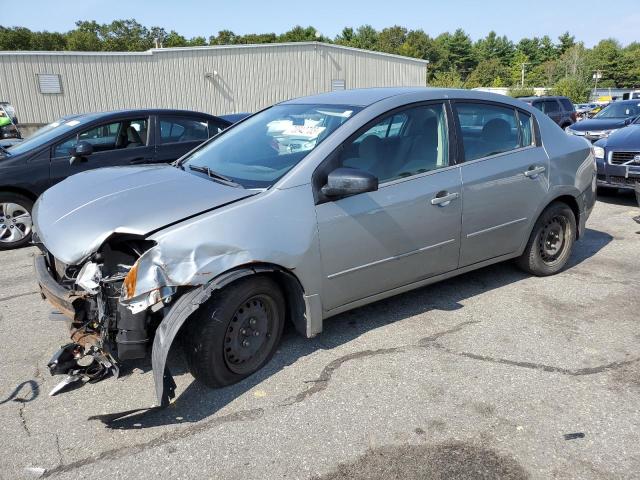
(430, 191), (459, 206)
(524, 165), (546, 178)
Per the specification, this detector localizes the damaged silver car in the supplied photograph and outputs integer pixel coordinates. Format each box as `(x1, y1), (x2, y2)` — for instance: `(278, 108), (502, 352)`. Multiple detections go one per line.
(33, 88), (596, 405)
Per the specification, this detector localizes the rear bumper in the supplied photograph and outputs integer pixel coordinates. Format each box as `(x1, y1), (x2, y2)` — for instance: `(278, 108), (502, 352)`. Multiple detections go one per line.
(34, 253), (87, 321)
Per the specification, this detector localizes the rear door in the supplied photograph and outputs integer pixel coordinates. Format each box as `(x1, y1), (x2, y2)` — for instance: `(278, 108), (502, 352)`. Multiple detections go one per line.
(154, 115), (227, 163)
(314, 102), (462, 310)
(49, 117), (154, 185)
(453, 101), (549, 267)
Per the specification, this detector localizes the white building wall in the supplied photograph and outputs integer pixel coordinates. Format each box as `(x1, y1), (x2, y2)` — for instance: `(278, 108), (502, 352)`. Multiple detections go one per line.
(0, 42), (428, 125)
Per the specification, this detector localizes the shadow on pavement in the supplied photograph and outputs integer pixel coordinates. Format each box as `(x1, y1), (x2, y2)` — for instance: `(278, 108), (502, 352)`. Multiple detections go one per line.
(596, 189), (638, 207)
(90, 228), (612, 430)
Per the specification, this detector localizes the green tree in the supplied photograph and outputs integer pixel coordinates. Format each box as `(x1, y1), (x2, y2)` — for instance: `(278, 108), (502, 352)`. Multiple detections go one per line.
(465, 59), (509, 88)
(551, 76), (590, 103)
(0, 27), (34, 50)
(209, 30), (240, 45)
(429, 69), (464, 88)
(474, 31), (514, 65)
(557, 32), (576, 55)
(586, 39), (623, 87)
(164, 31), (188, 48)
(376, 26), (407, 54)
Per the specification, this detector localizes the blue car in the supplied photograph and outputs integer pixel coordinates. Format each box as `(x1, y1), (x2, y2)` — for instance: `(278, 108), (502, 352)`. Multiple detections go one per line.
(593, 116), (640, 191)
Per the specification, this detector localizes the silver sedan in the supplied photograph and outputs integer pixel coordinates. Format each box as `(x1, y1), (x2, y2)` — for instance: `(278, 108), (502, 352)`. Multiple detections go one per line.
(32, 88), (596, 405)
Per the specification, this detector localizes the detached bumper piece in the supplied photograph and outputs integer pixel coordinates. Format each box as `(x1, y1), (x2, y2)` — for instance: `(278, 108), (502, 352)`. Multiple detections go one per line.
(35, 254), (119, 396)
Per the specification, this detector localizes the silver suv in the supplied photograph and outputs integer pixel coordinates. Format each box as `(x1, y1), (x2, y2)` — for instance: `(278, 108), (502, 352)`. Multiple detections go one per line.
(33, 88), (596, 405)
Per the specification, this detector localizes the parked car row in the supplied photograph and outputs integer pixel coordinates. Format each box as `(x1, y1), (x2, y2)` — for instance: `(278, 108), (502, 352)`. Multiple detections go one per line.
(30, 88), (597, 405)
(565, 100), (640, 191)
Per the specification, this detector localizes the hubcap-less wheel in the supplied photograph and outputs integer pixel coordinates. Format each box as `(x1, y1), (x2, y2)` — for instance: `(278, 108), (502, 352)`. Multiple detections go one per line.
(224, 295), (276, 375)
(0, 202), (32, 244)
(538, 215), (568, 264)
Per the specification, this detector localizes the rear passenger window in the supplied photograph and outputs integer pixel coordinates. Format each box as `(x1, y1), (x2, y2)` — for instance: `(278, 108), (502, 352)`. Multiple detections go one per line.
(455, 103), (520, 161)
(338, 104), (449, 183)
(518, 111), (534, 147)
(159, 117), (209, 144)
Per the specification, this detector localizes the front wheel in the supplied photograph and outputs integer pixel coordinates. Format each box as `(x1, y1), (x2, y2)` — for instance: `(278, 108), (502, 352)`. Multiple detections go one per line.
(0, 193), (34, 250)
(183, 276), (285, 388)
(516, 202), (576, 276)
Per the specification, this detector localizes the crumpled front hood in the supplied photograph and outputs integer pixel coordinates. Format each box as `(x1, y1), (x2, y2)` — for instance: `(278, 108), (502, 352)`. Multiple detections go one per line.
(33, 165), (254, 265)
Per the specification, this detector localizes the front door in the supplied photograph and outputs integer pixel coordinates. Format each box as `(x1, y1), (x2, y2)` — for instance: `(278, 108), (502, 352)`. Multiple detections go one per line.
(50, 117), (154, 186)
(453, 101), (550, 267)
(314, 103), (462, 311)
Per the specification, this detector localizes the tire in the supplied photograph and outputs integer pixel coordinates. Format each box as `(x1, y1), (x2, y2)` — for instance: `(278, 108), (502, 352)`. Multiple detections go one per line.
(183, 275), (285, 388)
(0, 193), (34, 250)
(516, 202), (576, 276)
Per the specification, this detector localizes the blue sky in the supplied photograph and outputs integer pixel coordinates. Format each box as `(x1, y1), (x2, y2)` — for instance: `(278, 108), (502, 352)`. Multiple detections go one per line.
(2, 0), (639, 47)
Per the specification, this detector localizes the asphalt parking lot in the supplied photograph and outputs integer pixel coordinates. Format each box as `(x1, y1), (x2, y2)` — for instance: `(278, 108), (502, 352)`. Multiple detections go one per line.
(0, 192), (639, 480)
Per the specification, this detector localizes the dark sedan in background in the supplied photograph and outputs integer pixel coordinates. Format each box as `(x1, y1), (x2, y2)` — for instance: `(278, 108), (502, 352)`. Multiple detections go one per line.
(593, 117), (640, 191)
(0, 109), (233, 249)
(566, 100), (640, 143)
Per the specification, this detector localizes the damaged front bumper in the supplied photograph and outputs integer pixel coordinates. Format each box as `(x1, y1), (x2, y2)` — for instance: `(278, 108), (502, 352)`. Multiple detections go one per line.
(35, 253), (149, 396)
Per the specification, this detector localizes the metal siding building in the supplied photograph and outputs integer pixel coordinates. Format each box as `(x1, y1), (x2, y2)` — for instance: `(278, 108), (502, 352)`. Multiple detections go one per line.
(0, 42), (428, 125)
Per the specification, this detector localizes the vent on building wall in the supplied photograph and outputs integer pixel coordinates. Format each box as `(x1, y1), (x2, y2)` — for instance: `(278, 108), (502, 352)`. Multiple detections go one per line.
(331, 79), (346, 91)
(37, 74), (62, 94)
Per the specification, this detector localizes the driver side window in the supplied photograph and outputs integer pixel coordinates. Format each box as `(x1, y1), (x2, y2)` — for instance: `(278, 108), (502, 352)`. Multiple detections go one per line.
(53, 119), (148, 158)
(339, 104), (449, 183)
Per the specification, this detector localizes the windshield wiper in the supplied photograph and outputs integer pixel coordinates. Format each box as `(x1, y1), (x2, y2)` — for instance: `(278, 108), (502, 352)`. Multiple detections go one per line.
(0, 145), (11, 155)
(188, 164), (243, 188)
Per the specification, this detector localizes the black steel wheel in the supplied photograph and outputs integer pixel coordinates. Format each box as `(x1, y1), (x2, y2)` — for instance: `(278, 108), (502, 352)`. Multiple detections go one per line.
(184, 275), (285, 388)
(223, 294), (278, 375)
(516, 202), (576, 276)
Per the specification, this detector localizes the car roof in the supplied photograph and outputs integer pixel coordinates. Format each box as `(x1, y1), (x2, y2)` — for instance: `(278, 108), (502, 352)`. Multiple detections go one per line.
(280, 87), (542, 108)
(58, 109), (227, 124)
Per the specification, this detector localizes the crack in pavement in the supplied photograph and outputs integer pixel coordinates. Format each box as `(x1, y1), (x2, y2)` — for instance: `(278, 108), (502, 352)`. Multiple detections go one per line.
(18, 403), (31, 436)
(35, 320), (640, 477)
(0, 290), (39, 303)
(281, 347), (405, 406)
(281, 321), (481, 406)
(41, 408), (265, 478)
(434, 346), (640, 376)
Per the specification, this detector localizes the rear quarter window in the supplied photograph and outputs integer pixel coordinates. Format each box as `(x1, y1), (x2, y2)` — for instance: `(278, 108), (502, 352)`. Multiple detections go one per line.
(559, 99), (574, 112)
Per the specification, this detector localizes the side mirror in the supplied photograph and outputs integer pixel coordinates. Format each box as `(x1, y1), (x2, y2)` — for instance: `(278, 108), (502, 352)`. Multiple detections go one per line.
(69, 141), (93, 165)
(321, 167), (378, 199)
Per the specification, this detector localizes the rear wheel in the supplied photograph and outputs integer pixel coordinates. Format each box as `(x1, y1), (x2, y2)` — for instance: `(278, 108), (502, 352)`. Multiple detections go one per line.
(0, 193), (34, 250)
(516, 202), (576, 276)
(184, 276), (285, 388)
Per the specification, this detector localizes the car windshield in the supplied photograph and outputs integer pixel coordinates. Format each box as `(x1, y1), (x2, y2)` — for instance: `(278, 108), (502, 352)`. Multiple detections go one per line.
(7, 117), (87, 155)
(181, 104), (361, 188)
(594, 102), (640, 119)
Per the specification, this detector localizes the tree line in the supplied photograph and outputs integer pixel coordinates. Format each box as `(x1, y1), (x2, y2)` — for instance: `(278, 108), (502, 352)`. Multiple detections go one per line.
(1, 20), (639, 102)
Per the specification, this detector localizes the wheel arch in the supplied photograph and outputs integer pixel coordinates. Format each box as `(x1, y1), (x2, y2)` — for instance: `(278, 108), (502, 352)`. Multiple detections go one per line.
(0, 186), (38, 203)
(549, 194), (581, 239)
(150, 261), (311, 406)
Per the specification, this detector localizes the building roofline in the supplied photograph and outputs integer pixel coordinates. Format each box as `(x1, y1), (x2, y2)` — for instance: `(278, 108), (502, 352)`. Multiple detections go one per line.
(0, 41), (429, 65)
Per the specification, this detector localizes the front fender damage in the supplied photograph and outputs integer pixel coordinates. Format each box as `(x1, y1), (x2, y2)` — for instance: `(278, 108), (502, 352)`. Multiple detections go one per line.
(151, 267), (275, 406)
(119, 243), (256, 313)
